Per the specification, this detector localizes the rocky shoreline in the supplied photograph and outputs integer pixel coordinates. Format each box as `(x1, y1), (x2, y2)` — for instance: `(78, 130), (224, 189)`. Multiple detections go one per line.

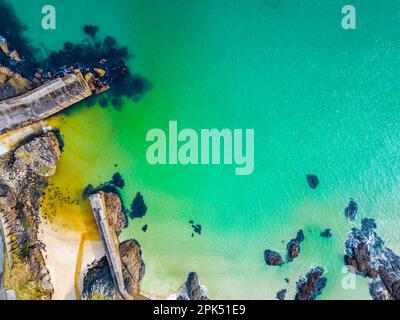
(0, 131), (60, 299)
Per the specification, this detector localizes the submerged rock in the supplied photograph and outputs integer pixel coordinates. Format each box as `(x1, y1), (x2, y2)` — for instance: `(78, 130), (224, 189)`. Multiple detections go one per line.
(177, 272), (209, 300)
(320, 229), (332, 238)
(295, 267), (327, 300)
(286, 230), (305, 262)
(345, 218), (400, 300)
(306, 174), (319, 189)
(129, 192), (147, 219)
(344, 198), (358, 222)
(276, 289), (287, 300)
(264, 250), (284, 267)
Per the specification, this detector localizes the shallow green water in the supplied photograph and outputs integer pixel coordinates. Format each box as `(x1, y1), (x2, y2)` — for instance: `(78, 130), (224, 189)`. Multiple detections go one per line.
(9, 0), (400, 299)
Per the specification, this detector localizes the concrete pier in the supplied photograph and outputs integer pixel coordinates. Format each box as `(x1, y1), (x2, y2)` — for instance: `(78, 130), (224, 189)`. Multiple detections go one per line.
(89, 192), (134, 300)
(0, 71), (92, 134)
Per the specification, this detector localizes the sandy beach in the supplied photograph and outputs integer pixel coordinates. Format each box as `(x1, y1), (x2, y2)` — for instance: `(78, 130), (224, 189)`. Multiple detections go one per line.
(39, 221), (105, 300)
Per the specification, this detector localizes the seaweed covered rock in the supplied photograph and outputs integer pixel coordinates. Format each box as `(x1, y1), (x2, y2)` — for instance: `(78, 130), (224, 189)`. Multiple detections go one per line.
(264, 250), (284, 267)
(177, 272), (209, 300)
(294, 267), (327, 300)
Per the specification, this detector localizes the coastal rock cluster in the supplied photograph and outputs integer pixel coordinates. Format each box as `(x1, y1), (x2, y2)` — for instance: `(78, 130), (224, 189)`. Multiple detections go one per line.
(344, 218), (400, 300)
(176, 272), (209, 300)
(294, 267), (327, 300)
(264, 230), (305, 267)
(0, 132), (61, 299)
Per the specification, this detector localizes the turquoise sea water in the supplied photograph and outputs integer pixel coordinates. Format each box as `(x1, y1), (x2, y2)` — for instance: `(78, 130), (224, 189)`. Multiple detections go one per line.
(8, 0), (400, 299)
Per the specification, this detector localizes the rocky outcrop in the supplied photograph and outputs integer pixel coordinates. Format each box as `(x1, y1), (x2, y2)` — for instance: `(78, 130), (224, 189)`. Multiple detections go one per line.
(82, 256), (114, 300)
(345, 218), (400, 300)
(294, 267), (327, 300)
(264, 250), (284, 266)
(0, 132), (61, 299)
(119, 239), (145, 297)
(264, 230), (305, 267)
(176, 272), (209, 300)
(82, 240), (145, 300)
(13, 134), (61, 177)
(0, 66), (32, 100)
(286, 230), (305, 262)
(102, 192), (127, 236)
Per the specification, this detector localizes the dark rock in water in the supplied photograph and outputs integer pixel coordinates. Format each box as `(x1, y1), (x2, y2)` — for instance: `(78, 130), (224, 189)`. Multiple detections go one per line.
(177, 272), (209, 300)
(320, 229), (332, 238)
(192, 224), (202, 235)
(286, 230), (305, 262)
(306, 174), (319, 189)
(345, 218), (400, 300)
(295, 267), (327, 300)
(189, 220), (202, 236)
(129, 192), (147, 219)
(141, 224), (148, 232)
(111, 172), (124, 189)
(264, 250), (284, 267)
(276, 289), (287, 300)
(344, 198), (358, 222)
(83, 25), (99, 37)
(285, 278), (290, 284)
